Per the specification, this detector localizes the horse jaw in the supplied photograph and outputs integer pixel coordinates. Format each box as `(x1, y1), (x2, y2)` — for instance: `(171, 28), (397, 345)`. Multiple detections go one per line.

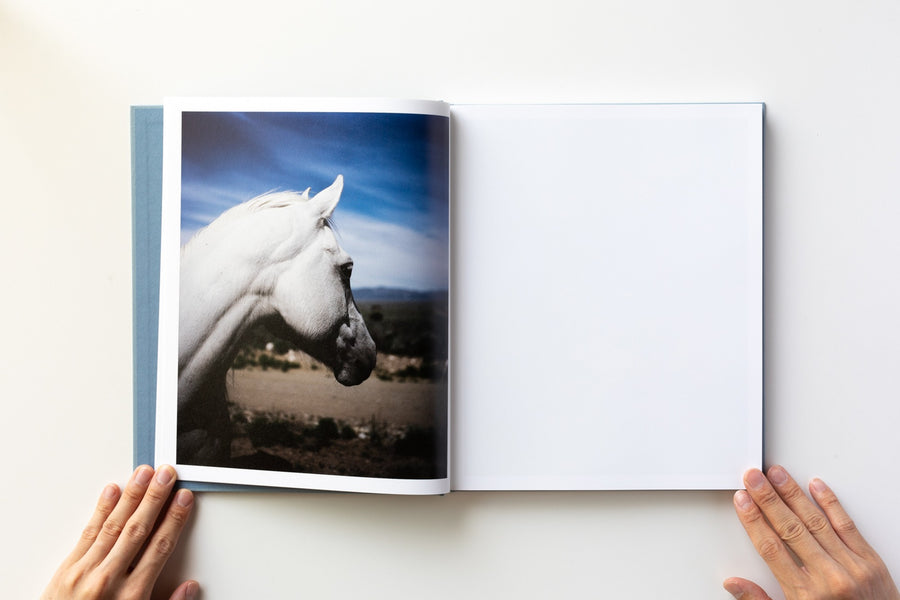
(267, 299), (376, 387)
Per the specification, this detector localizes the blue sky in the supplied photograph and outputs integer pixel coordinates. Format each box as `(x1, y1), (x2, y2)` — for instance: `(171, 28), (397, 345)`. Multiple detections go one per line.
(180, 111), (449, 291)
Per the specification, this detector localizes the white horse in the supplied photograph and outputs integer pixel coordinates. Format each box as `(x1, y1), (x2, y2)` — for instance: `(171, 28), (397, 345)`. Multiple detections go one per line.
(177, 175), (376, 465)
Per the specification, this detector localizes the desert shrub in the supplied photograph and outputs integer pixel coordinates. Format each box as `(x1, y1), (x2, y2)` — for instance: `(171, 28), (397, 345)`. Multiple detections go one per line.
(232, 323), (299, 361)
(314, 417), (340, 441)
(391, 362), (442, 382)
(358, 299), (448, 360)
(367, 418), (389, 447)
(246, 416), (297, 447)
(232, 350), (257, 370)
(240, 324), (275, 350)
(251, 353), (300, 372)
(292, 417), (338, 452)
(395, 365), (418, 379)
(272, 338), (292, 354)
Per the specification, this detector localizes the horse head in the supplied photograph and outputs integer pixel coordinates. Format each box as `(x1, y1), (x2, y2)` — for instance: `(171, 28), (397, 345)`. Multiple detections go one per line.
(179, 174), (376, 411)
(263, 175), (376, 385)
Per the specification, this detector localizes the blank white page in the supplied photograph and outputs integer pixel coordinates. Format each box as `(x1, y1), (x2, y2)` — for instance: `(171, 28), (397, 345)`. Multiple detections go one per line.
(450, 104), (763, 490)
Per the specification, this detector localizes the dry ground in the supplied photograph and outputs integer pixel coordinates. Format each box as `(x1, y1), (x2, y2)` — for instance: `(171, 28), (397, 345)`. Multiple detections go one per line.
(226, 364), (440, 428)
(223, 354), (447, 479)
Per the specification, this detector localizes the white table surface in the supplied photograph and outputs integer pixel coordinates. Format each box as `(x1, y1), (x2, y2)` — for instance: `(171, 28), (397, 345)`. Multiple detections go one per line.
(2, 2), (899, 598)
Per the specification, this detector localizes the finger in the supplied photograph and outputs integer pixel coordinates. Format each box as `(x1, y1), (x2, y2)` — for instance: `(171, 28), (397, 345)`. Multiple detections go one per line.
(81, 465), (155, 566)
(104, 465), (179, 572)
(743, 468), (832, 565)
(723, 576), (775, 600)
(63, 483), (121, 565)
(732, 488), (804, 584)
(168, 580), (200, 600)
(765, 466), (849, 560)
(809, 477), (876, 559)
(129, 488), (195, 589)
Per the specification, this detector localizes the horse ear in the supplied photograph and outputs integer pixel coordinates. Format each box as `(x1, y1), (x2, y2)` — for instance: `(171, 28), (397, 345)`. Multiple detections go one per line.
(310, 175), (343, 219)
(300, 187), (311, 200)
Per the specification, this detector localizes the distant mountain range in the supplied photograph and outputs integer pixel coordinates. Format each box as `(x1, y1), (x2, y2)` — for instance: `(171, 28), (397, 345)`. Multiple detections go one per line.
(353, 287), (448, 302)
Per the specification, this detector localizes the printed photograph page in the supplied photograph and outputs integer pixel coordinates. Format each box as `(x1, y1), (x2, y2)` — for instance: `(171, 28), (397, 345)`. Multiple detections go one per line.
(157, 98), (450, 495)
(450, 103), (763, 490)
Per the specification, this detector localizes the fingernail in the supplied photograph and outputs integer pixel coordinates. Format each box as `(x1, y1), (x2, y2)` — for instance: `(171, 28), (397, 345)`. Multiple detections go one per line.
(185, 580), (200, 599)
(723, 582), (743, 598)
(175, 488), (194, 508)
(745, 468), (766, 490)
(156, 465), (175, 486)
(734, 490), (753, 510)
(135, 466), (153, 486)
(102, 483), (119, 499)
(768, 465), (788, 486)
(810, 478), (828, 494)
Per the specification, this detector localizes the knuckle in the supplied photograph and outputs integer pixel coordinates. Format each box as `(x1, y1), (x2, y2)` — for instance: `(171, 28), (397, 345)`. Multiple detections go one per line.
(754, 486), (783, 509)
(120, 583), (146, 600)
(737, 501), (765, 526)
(778, 517), (807, 543)
(738, 503), (767, 526)
(124, 519), (151, 543)
(816, 488), (841, 510)
(121, 484), (146, 505)
(779, 483), (807, 504)
(756, 536), (784, 563)
(153, 533), (177, 558)
(61, 567), (86, 591)
(833, 516), (859, 537)
(79, 524), (101, 545)
(144, 484), (171, 505)
(804, 511), (831, 535)
(846, 556), (883, 583)
(166, 504), (190, 528)
(100, 518), (124, 540)
(81, 570), (113, 598)
(823, 570), (859, 599)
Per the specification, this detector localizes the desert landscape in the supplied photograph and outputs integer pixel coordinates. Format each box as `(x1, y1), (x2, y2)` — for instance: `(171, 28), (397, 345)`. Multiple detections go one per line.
(221, 297), (449, 480)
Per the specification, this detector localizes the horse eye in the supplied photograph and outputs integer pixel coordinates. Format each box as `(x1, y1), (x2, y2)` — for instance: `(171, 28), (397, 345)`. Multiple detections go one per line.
(340, 261), (353, 280)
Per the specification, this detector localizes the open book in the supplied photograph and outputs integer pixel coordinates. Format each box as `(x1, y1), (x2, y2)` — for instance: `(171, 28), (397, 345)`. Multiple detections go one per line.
(132, 98), (763, 495)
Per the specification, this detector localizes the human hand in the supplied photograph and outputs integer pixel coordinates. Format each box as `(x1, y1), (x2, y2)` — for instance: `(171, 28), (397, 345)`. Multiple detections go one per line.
(41, 465), (198, 600)
(725, 465), (900, 600)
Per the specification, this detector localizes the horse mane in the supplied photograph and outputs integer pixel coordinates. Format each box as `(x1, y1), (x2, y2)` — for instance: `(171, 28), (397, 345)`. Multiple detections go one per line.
(185, 187), (338, 252)
(238, 188), (338, 231)
(241, 188), (311, 212)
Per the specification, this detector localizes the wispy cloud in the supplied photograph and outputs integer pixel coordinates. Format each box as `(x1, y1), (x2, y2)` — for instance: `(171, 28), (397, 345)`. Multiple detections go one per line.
(334, 212), (448, 291)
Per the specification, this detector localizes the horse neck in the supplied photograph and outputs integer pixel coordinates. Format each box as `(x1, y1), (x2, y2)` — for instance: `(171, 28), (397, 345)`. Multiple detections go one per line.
(178, 244), (274, 406)
(177, 200), (316, 406)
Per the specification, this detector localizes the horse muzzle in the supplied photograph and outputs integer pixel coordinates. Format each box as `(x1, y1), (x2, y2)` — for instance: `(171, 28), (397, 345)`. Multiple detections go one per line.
(332, 315), (376, 386)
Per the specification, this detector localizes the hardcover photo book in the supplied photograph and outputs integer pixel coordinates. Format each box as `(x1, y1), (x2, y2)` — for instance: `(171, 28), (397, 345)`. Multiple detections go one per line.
(132, 98), (764, 495)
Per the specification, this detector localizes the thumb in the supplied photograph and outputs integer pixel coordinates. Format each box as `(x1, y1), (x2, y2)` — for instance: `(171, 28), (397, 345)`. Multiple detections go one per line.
(723, 577), (774, 600)
(168, 580), (200, 600)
